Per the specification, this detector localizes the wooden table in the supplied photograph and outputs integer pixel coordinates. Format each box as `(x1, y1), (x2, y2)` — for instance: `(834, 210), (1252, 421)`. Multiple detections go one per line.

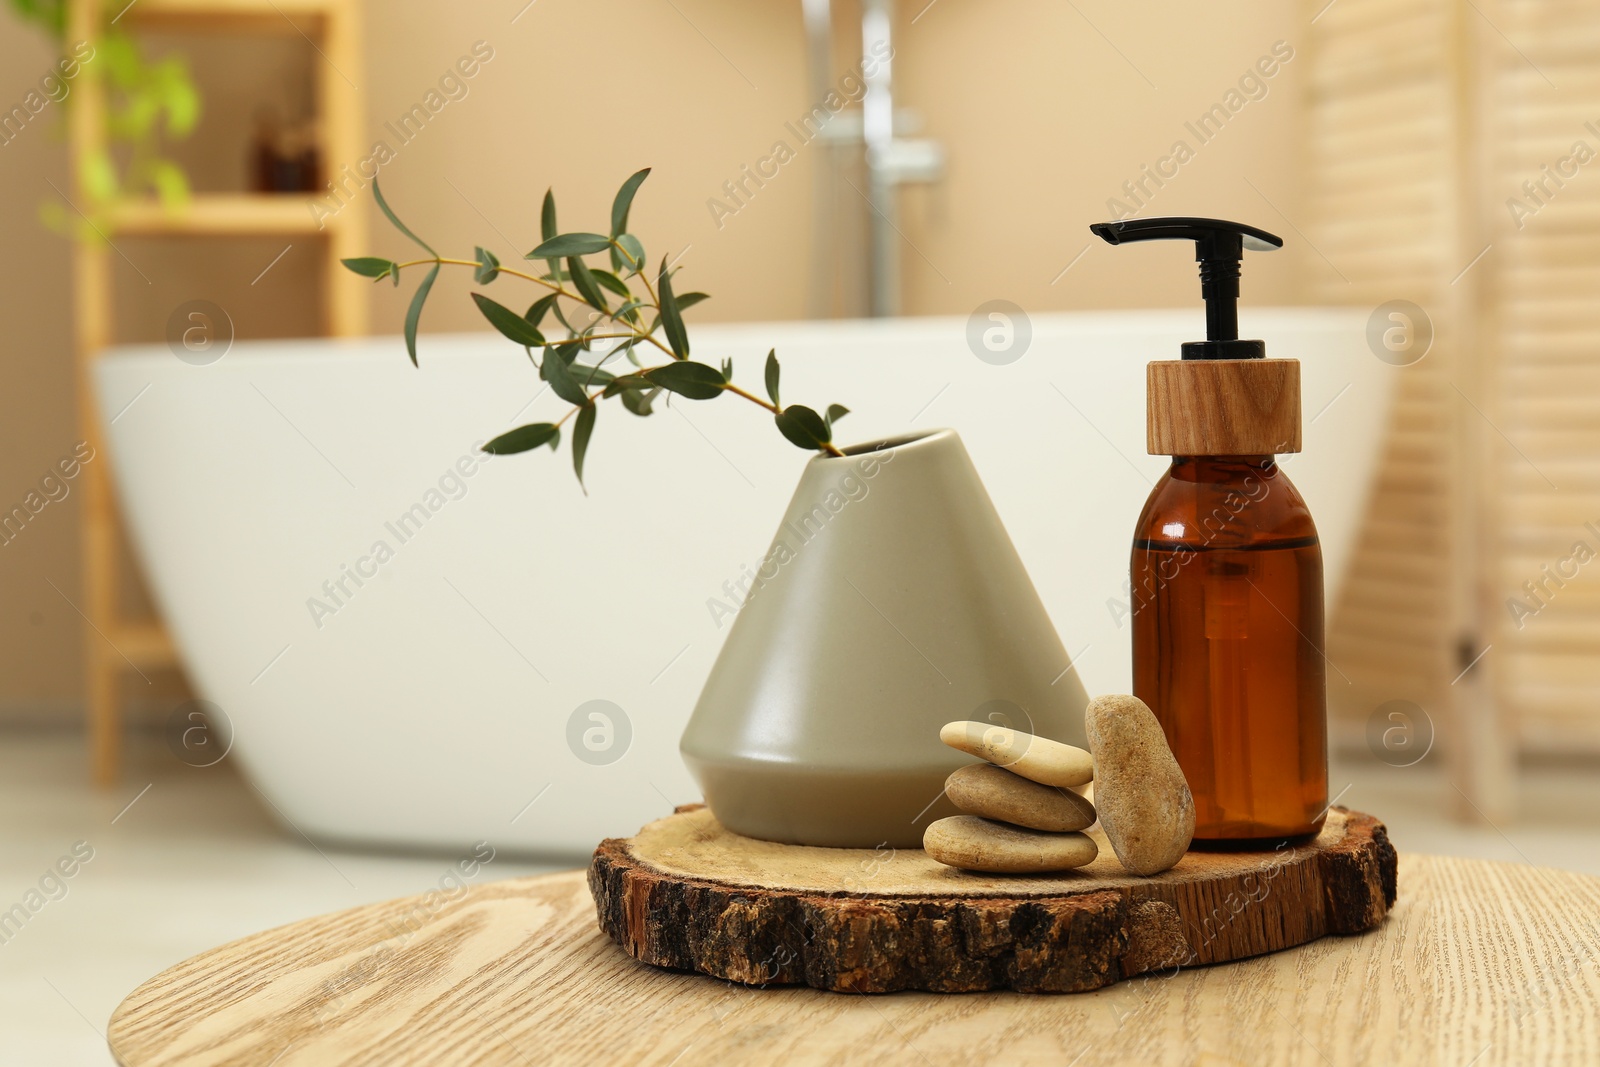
(109, 854), (1600, 1066)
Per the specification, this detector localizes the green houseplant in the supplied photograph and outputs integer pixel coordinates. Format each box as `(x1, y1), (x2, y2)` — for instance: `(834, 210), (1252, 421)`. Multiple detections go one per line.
(8, 0), (200, 226)
(343, 169), (852, 486)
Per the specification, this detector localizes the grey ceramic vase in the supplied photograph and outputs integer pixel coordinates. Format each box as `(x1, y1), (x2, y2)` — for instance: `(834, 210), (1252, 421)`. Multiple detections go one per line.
(680, 428), (1091, 848)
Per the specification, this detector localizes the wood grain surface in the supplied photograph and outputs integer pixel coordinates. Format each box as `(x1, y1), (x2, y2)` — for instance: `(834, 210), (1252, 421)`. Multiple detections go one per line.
(108, 852), (1600, 1065)
(1146, 357), (1302, 455)
(588, 806), (1395, 993)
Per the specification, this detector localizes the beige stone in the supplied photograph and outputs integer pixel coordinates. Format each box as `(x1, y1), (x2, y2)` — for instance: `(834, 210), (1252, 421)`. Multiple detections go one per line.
(1084, 694), (1195, 876)
(944, 763), (1096, 832)
(923, 816), (1098, 874)
(939, 721), (1094, 788)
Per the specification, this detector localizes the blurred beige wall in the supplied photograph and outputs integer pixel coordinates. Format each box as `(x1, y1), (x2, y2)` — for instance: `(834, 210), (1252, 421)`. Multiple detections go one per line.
(0, 18), (87, 722)
(0, 0), (1309, 722)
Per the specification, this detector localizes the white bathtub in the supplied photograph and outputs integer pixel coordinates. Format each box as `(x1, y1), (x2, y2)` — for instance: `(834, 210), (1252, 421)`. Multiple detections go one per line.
(95, 309), (1391, 857)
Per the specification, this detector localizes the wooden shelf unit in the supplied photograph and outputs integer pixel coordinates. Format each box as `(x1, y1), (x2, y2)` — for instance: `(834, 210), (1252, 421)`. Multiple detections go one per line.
(67, 0), (367, 784)
(125, 0), (340, 34)
(106, 193), (350, 236)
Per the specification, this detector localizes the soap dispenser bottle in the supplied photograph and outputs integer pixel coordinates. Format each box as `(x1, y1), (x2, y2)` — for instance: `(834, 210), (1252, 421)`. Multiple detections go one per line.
(1090, 217), (1328, 847)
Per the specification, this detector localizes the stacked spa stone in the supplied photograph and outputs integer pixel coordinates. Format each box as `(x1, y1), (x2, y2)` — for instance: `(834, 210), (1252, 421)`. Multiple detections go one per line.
(923, 720), (1100, 874)
(924, 696), (1196, 877)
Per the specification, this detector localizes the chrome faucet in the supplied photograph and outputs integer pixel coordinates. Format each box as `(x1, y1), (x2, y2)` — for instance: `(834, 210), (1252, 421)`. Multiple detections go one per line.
(802, 0), (944, 317)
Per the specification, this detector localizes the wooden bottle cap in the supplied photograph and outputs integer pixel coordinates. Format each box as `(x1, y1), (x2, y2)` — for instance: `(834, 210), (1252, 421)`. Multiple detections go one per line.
(1147, 358), (1301, 455)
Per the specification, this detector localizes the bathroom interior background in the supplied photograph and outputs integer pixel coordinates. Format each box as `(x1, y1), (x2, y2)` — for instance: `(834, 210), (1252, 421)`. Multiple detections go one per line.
(1, 0), (1593, 814)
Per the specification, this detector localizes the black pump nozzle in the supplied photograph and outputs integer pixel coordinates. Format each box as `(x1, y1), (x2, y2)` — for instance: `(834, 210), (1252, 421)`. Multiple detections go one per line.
(1090, 217), (1283, 360)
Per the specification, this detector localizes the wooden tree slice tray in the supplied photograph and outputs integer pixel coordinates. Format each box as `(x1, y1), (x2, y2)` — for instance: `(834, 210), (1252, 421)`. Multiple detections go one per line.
(589, 804), (1397, 994)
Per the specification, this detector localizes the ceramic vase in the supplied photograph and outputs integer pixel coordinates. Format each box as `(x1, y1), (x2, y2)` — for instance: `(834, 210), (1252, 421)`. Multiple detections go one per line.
(680, 429), (1091, 848)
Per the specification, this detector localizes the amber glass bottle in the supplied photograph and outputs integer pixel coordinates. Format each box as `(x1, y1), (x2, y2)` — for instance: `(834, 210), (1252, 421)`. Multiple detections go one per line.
(1090, 214), (1329, 848)
(1131, 455), (1328, 845)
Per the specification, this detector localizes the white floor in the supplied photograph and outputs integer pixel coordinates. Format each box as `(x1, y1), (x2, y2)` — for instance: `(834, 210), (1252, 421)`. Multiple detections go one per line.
(4, 730), (1600, 1065)
(0, 730), (562, 1066)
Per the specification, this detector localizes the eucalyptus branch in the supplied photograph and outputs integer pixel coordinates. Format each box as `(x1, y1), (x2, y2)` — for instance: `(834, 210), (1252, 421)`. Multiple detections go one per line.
(344, 170), (852, 486)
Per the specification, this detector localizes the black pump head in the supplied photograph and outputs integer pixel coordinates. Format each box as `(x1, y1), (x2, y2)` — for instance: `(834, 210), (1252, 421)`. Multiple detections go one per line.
(1089, 217), (1283, 360)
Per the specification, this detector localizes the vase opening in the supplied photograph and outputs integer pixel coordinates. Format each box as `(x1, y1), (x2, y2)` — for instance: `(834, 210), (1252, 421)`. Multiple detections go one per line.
(833, 428), (951, 458)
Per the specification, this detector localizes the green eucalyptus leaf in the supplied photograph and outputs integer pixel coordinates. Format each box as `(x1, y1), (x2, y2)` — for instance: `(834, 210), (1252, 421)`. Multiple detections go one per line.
(528, 233), (611, 259)
(373, 178), (435, 256)
(572, 403), (597, 490)
(403, 263), (440, 366)
(602, 373), (652, 396)
(674, 291), (711, 311)
(607, 338), (640, 365)
(592, 269), (632, 299)
(343, 256), (396, 281)
(568, 256), (610, 313)
(825, 403), (850, 429)
(525, 293), (560, 328)
(541, 188), (558, 242)
(569, 362), (617, 389)
(764, 349), (781, 405)
(774, 405), (833, 451)
(721, 357), (733, 379)
(483, 422), (559, 455)
(645, 360), (725, 400)
(473, 246), (500, 284)
(551, 301), (576, 335)
(541, 347), (590, 406)
(613, 233), (646, 275)
(657, 258), (690, 359)
(471, 293), (544, 347)
(539, 189), (560, 275)
(610, 168), (650, 237)
(619, 384), (659, 417)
